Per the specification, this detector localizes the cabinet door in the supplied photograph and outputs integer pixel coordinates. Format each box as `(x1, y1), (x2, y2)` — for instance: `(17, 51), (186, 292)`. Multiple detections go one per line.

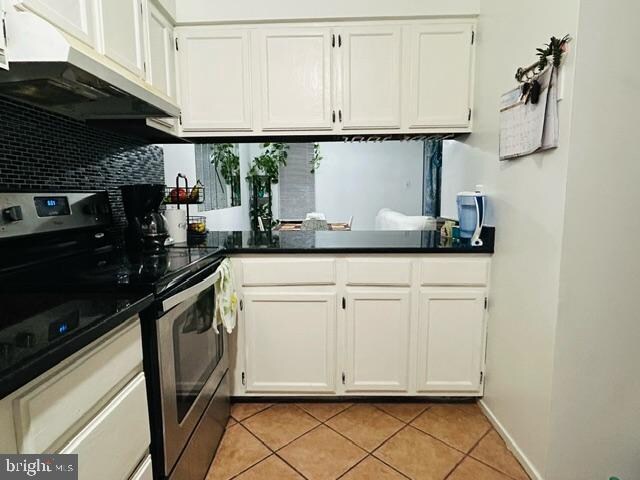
(258, 27), (333, 131)
(21, 0), (97, 47)
(406, 23), (474, 128)
(0, 4), (7, 70)
(339, 26), (402, 130)
(99, 0), (145, 77)
(417, 289), (485, 393)
(60, 373), (150, 480)
(344, 289), (411, 392)
(146, 2), (175, 99)
(177, 27), (252, 132)
(243, 292), (337, 393)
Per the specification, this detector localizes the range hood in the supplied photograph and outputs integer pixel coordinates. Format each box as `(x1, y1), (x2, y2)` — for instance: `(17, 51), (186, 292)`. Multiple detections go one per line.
(0, 9), (180, 120)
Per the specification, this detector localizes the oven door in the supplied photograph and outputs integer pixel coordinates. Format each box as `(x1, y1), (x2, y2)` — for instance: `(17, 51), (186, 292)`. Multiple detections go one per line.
(157, 265), (228, 476)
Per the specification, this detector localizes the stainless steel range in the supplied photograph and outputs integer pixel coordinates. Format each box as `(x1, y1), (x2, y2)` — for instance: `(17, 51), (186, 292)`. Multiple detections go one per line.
(142, 253), (229, 480)
(0, 190), (229, 480)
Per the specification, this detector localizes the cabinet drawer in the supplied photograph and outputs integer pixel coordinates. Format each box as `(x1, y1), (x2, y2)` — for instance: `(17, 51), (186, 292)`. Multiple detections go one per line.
(346, 258), (412, 286)
(15, 319), (143, 453)
(241, 258), (336, 286)
(420, 258), (489, 286)
(61, 373), (150, 480)
(130, 455), (153, 480)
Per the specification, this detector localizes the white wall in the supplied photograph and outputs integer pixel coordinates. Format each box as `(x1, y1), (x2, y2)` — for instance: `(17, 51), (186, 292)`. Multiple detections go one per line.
(441, 138), (490, 221)
(545, 2), (640, 478)
(162, 144), (251, 231)
(447, 1), (580, 477)
(175, 0), (479, 24)
(163, 144), (197, 184)
(314, 141), (424, 230)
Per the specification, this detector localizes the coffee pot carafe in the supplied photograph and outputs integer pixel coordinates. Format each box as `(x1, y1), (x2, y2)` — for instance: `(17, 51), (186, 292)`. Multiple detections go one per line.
(120, 184), (169, 252)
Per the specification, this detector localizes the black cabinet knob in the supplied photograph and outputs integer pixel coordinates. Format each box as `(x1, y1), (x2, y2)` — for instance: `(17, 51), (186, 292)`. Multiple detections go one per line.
(15, 332), (36, 348)
(0, 342), (13, 362)
(2, 205), (23, 222)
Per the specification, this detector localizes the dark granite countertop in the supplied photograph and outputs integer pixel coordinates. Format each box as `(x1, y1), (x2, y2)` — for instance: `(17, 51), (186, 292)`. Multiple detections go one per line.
(0, 292), (153, 399)
(180, 228), (495, 254)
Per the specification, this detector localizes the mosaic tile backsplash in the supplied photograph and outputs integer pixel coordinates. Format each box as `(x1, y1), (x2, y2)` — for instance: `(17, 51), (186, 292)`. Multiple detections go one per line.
(0, 98), (164, 230)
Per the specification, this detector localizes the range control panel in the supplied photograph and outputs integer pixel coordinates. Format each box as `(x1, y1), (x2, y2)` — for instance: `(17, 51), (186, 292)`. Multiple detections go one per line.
(0, 191), (111, 239)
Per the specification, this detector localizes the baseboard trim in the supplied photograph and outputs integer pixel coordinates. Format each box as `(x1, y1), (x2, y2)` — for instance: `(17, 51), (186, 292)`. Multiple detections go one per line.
(478, 399), (544, 480)
(231, 395), (477, 403)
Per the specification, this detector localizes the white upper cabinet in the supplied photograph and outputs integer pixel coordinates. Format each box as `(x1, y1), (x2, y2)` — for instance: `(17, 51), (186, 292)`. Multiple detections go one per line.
(406, 23), (474, 128)
(243, 292), (337, 393)
(177, 27), (252, 131)
(0, 3), (8, 70)
(344, 289), (411, 392)
(21, 0), (98, 47)
(338, 26), (402, 130)
(258, 27), (333, 131)
(416, 288), (486, 393)
(146, 1), (175, 99)
(98, 0), (146, 77)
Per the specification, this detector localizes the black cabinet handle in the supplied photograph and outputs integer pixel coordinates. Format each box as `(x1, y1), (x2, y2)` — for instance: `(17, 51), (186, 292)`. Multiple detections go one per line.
(338, 34), (342, 47)
(332, 34), (335, 47)
(338, 110), (342, 122)
(332, 110), (336, 123)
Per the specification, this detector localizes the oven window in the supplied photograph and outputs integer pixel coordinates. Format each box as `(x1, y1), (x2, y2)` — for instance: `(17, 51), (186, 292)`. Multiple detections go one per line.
(173, 286), (224, 423)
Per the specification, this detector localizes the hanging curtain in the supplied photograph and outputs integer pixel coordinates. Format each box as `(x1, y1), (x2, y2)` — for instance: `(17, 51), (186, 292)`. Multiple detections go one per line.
(422, 138), (443, 217)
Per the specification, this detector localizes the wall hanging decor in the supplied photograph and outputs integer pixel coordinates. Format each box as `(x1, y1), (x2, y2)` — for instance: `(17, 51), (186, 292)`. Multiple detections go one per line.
(499, 35), (571, 160)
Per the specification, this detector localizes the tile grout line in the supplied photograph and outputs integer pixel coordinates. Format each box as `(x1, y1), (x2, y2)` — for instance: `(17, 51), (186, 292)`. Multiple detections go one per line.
(335, 454), (371, 480)
(272, 422), (335, 479)
(231, 403), (274, 423)
(227, 454), (275, 480)
(321, 416), (385, 454)
(223, 424), (274, 480)
(369, 424), (419, 480)
(296, 402), (355, 423)
(227, 422), (316, 479)
(273, 451), (314, 480)
(403, 423), (477, 457)
(464, 427), (531, 480)
(370, 403), (433, 424)
(240, 414), (317, 455)
(442, 426), (493, 480)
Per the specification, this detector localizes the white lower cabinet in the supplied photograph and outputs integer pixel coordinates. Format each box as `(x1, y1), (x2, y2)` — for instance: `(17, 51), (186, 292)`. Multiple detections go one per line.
(234, 255), (489, 397)
(61, 372), (150, 480)
(0, 318), (151, 478)
(344, 289), (411, 392)
(130, 455), (153, 480)
(416, 289), (486, 393)
(243, 291), (337, 393)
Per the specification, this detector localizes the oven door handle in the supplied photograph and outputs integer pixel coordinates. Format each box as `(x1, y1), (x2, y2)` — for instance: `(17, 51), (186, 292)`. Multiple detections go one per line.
(162, 268), (221, 312)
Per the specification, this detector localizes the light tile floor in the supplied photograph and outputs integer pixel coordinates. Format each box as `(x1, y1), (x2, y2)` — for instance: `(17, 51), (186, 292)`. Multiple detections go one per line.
(207, 402), (530, 480)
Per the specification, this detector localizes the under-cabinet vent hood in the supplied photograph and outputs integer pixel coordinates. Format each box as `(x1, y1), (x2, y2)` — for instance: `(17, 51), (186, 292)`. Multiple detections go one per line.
(0, 9), (180, 120)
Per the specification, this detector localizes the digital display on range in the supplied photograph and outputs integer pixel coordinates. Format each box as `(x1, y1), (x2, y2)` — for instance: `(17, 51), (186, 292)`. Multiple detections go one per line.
(34, 196), (71, 217)
(48, 311), (79, 341)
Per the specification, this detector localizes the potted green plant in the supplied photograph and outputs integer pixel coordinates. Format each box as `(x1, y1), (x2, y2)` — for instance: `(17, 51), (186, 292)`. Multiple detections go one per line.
(310, 143), (322, 173)
(210, 143), (241, 206)
(246, 142), (289, 230)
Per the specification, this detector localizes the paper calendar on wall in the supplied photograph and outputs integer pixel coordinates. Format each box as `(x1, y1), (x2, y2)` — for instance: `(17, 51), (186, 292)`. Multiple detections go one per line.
(499, 66), (559, 160)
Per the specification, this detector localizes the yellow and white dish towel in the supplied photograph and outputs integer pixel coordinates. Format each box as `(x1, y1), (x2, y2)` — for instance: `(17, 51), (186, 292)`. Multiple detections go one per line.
(213, 258), (238, 334)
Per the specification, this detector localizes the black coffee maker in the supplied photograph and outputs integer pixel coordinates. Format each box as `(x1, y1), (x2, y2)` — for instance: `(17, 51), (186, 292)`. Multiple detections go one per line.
(120, 184), (169, 252)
